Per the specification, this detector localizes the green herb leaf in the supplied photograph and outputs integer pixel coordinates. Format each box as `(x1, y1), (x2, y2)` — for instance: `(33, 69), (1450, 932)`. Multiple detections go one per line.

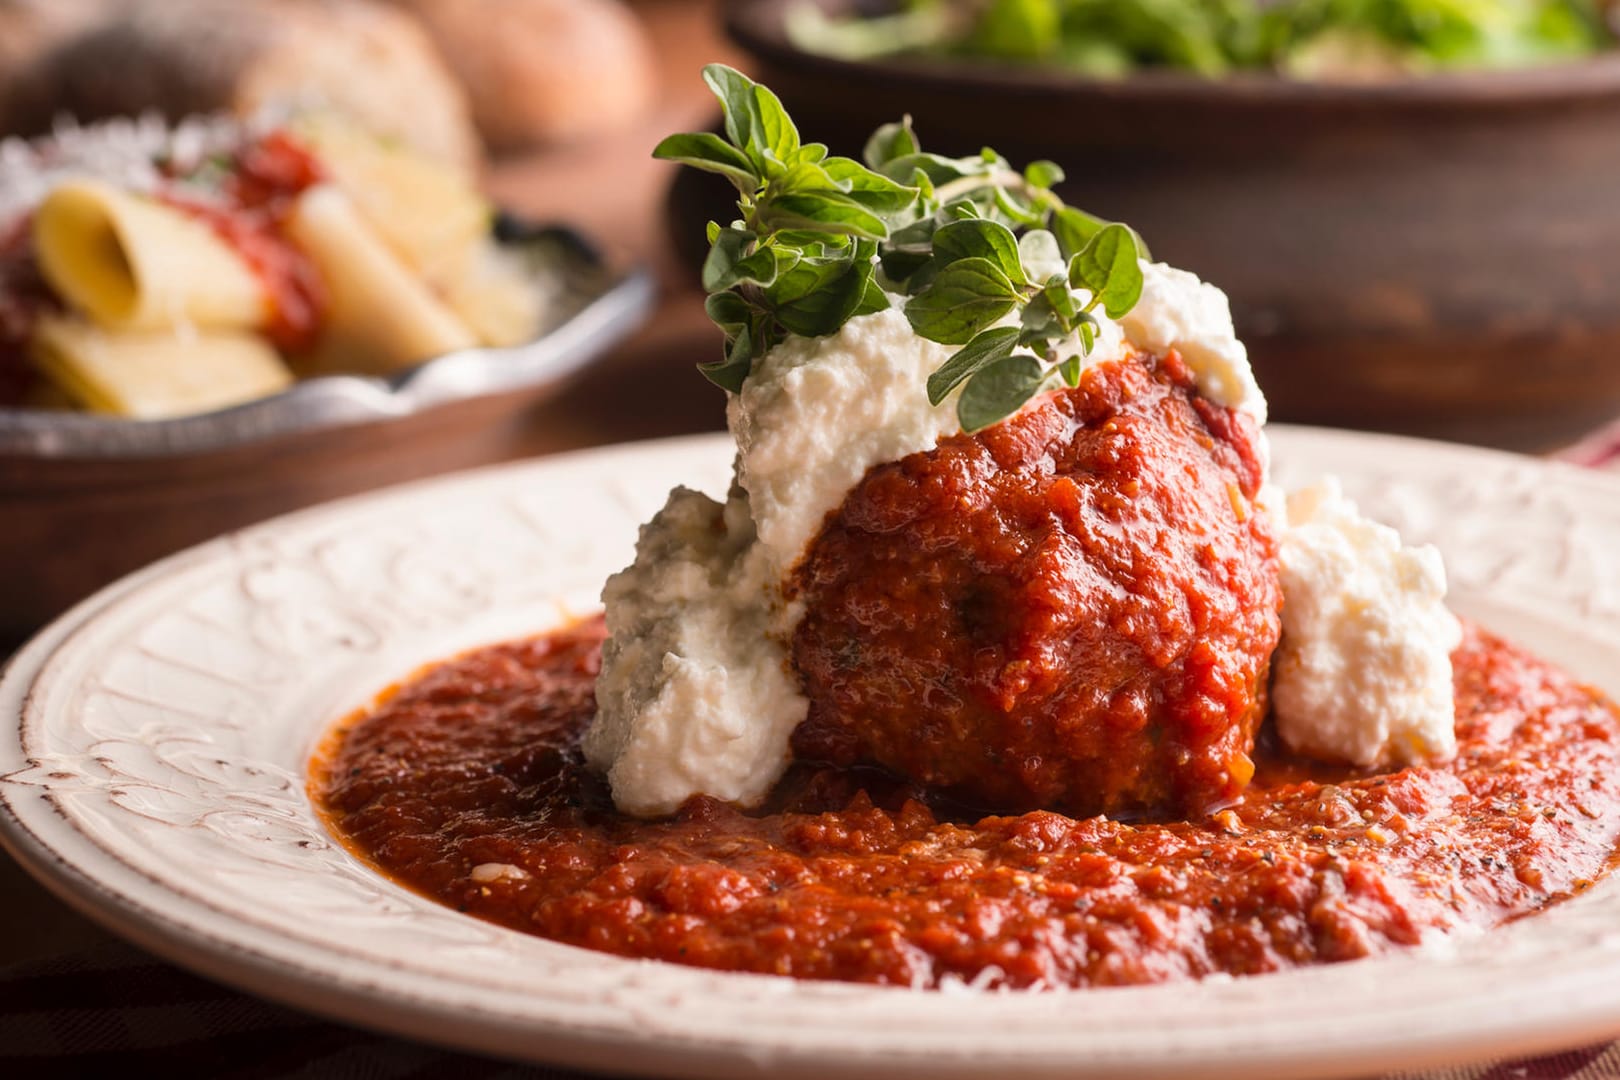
(1018, 228), (1064, 279)
(862, 116), (919, 170)
(704, 291), (753, 334)
(878, 151), (988, 186)
(933, 218), (1028, 286)
(993, 185), (1046, 228)
(700, 324), (755, 393)
(1041, 276), (1081, 322)
(1017, 292), (1064, 348)
(1054, 206), (1152, 262)
(773, 260), (871, 337)
(1078, 316), (1097, 354)
(958, 353), (1048, 432)
(652, 133), (759, 190)
(852, 273), (891, 317)
(759, 191), (890, 240)
(1052, 206), (1107, 260)
(1024, 160), (1065, 189)
(702, 229), (798, 292)
(774, 159), (836, 194)
(771, 230), (849, 253)
(703, 65), (767, 163)
(880, 247), (933, 285)
(927, 325), (1020, 405)
(1058, 354), (1082, 387)
(753, 83), (801, 162)
(823, 156), (919, 213)
(1070, 224), (1144, 318)
(905, 257), (1020, 344)
(767, 254), (847, 307)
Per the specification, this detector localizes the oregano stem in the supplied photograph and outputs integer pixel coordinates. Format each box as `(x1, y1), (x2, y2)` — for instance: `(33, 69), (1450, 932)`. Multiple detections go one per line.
(934, 170), (1058, 209)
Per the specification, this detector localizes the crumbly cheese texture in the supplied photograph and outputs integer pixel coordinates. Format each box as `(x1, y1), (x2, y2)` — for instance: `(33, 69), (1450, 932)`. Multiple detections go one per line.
(586, 261), (1272, 817)
(728, 304), (960, 576)
(582, 487), (808, 816)
(1122, 262), (1266, 425)
(1271, 479), (1463, 768)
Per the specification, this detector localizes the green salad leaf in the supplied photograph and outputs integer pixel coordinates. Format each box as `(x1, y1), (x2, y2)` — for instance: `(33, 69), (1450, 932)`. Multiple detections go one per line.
(787, 0), (1613, 79)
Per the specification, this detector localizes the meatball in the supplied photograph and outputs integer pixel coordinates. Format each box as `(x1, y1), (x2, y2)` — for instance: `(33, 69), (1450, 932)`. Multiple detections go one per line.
(789, 350), (1282, 819)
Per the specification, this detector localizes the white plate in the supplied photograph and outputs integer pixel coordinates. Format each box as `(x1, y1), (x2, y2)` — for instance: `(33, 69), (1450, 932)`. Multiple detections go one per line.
(5, 427), (1620, 1080)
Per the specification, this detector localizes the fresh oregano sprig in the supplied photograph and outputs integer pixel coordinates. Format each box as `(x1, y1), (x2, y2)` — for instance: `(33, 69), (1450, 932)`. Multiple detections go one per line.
(654, 65), (922, 393)
(660, 64), (1149, 432)
(864, 118), (1149, 431)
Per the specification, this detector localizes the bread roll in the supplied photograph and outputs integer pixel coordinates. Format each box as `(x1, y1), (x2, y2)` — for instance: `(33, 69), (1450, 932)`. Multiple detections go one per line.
(0, 0), (110, 80)
(1, 0), (481, 173)
(396, 0), (656, 150)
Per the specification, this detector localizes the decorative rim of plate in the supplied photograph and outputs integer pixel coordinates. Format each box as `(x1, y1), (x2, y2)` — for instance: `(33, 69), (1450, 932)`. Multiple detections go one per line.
(4, 428), (1620, 1080)
(0, 222), (656, 460)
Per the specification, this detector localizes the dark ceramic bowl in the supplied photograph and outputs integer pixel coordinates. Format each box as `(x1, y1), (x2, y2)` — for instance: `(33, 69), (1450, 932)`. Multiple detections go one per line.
(716, 0), (1620, 449)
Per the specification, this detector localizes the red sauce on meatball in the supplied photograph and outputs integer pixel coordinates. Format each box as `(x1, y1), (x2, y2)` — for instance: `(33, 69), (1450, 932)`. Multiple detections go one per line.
(313, 616), (1620, 990)
(791, 351), (1280, 818)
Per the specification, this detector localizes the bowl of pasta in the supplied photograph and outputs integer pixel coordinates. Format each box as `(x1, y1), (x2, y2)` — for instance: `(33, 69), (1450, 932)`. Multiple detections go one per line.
(0, 113), (654, 642)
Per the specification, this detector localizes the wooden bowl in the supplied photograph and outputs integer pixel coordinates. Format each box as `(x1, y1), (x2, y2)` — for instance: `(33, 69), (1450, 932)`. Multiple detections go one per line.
(718, 0), (1620, 449)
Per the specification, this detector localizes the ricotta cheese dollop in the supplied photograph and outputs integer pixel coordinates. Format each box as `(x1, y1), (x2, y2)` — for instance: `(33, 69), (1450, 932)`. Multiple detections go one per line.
(584, 306), (960, 816)
(1271, 478), (1463, 768)
(583, 488), (806, 816)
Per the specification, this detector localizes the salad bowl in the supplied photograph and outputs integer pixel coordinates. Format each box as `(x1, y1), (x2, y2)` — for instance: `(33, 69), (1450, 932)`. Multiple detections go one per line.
(708, 0), (1620, 449)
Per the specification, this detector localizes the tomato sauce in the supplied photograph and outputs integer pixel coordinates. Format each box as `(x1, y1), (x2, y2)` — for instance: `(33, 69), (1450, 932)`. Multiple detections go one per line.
(0, 216), (54, 405)
(792, 353), (1281, 819)
(313, 618), (1620, 990)
(162, 131), (327, 353)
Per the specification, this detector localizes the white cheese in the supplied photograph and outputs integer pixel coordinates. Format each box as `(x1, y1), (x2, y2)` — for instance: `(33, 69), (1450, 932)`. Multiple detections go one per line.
(587, 260), (1272, 816)
(469, 862), (531, 883)
(582, 487), (807, 817)
(588, 307), (961, 817)
(1121, 262), (1267, 425)
(728, 304), (960, 578)
(0, 114), (251, 233)
(1271, 478), (1462, 768)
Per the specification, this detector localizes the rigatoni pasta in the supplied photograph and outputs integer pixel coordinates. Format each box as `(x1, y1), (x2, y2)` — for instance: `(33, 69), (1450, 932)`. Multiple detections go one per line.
(30, 316), (293, 419)
(291, 115), (490, 288)
(33, 180), (270, 333)
(284, 185), (479, 376)
(0, 113), (549, 420)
